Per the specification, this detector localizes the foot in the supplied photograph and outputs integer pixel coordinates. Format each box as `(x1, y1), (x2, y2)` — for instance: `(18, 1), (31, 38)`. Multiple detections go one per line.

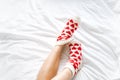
(64, 42), (82, 76)
(56, 17), (80, 45)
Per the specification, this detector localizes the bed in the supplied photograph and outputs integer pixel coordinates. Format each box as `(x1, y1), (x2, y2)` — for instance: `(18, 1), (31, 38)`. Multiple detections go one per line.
(0, 0), (120, 80)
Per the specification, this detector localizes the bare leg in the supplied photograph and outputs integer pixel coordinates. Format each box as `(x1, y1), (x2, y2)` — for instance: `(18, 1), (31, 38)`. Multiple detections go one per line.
(37, 45), (65, 80)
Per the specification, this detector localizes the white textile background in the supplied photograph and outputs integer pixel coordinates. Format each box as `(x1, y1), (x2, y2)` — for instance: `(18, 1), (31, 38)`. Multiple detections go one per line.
(0, 0), (120, 80)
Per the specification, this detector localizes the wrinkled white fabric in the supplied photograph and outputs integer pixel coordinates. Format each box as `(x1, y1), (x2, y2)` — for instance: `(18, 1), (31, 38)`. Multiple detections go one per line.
(0, 0), (120, 80)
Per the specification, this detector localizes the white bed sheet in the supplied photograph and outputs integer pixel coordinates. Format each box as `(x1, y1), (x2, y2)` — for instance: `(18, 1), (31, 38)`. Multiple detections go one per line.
(0, 0), (120, 80)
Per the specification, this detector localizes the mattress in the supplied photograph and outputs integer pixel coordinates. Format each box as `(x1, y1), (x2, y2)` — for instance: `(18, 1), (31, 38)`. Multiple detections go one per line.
(0, 0), (120, 80)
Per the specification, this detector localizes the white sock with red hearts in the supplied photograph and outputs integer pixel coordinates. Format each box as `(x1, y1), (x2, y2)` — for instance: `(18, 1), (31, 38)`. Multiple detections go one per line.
(64, 42), (82, 77)
(56, 17), (80, 45)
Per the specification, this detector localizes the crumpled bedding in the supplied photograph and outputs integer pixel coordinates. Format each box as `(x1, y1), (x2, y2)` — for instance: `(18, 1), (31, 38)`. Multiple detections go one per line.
(0, 0), (120, 80)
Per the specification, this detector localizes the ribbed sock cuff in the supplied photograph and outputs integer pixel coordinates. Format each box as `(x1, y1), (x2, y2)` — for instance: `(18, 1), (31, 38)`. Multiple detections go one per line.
(64, 62), (75, 77)
(55, 37), (74, 46)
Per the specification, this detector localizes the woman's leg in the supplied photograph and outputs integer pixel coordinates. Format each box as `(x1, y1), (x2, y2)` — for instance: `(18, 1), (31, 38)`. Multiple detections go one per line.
(37, 45), (65, 80)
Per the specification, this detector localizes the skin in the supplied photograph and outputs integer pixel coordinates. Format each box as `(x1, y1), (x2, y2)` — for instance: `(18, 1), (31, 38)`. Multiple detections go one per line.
(37, 45), (73, 80)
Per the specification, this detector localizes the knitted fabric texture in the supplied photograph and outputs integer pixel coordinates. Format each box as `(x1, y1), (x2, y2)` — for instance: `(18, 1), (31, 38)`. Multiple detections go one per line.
(65, 42), (82, 76)
(56, 17), (80, 45)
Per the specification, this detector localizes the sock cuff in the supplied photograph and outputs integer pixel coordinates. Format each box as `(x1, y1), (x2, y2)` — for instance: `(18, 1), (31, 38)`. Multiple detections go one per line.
(64, 62), (75, 77)
(55, 37), (74, 46)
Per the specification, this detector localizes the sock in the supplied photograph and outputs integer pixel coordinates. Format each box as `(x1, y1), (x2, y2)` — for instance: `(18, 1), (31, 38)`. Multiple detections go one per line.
(64, 42), (82, 77)
(56, 17), (80, 45)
